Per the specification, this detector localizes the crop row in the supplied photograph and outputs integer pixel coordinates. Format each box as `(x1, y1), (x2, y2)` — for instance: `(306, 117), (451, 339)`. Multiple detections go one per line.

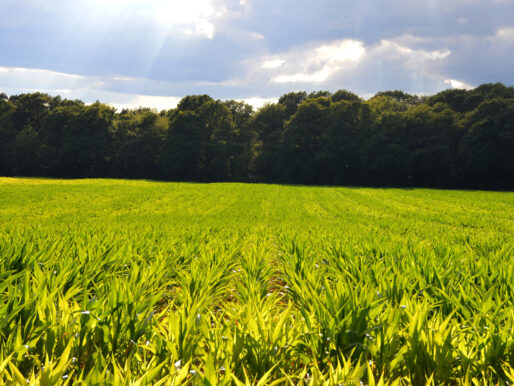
(1, 226), (512, 384)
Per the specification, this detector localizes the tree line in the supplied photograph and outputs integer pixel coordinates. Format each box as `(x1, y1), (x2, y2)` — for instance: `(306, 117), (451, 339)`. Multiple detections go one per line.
(0, 83), (513, 189)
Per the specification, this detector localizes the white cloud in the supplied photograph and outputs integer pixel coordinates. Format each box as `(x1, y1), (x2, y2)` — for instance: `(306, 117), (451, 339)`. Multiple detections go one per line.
(110, 95), (276, 111)
(0, 65), (179, 110)
(0, 66), (90, 92)
(240, 96), (278, 108)
(5, 0), (228, 40)
(136, 0), (229, 39)
(444, 79), (474, 89)
(98, 0), (220, 24)
(0, 64), (277, 111)
(2, 23), (512, 110)
(183, 20), (216, 39)
(256, 37), (450, 87)
(0, 66), (86, 80)
(250, 32), (265, 40)
(374, 39), (451, 64)
(496, 27), (514, 41)
(273, 67), (333, 84)
(316, 40), (366, 62)
(266, 39), (365, 84)
(108, 95), (182, 111)
(113, 76), (139, 81)
(262, 58), (285, 69)
(129, 0), (226, 40)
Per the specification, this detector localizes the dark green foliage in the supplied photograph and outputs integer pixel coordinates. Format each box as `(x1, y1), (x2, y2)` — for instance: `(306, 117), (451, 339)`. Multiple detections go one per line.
(474, 82), (514, 99)
(331, 89), (362, 103)
(223, 100), (254, 180)
(320, 100), (370, 185)
(176, 94), (214, 111)
(282, 98), (331, 184)
(426, 89), (483, 113)
(308, 90), (332, 99)
(375, 90), (419, 105)
(163, 98), (236, 181)
(60, 102), (116, 177)
(0, 98), (15, 174)
(251, 103), (289, 181)
(278, 91), (307, 117)
(460, 98), (514, 189)
(114, 108), (168, 179)
(0, 84), (512, 189)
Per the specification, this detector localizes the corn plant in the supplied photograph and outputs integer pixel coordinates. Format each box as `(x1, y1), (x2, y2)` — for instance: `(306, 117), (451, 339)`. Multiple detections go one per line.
(0, 178), (512, 384)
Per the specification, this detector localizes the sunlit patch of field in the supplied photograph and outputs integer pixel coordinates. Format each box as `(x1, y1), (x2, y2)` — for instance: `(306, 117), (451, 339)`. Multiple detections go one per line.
(0, 178), (512, 384)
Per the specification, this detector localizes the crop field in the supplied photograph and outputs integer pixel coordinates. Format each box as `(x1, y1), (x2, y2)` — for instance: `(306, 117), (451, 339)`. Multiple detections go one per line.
(0, 177), (513, 385)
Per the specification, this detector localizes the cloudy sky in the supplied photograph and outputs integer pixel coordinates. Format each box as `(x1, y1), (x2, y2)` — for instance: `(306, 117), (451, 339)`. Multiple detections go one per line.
(1, 0), (513, 109)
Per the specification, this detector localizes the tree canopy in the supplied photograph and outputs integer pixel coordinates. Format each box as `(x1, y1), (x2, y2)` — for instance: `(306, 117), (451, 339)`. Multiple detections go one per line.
(0, 83), (512, 189)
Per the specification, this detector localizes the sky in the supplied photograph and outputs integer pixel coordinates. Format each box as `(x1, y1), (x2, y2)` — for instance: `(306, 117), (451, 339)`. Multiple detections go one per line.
(0, 0), (513, 110)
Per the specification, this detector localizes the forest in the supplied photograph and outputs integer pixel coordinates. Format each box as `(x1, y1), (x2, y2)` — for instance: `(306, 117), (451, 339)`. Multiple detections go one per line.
(0, 83), (513, 189)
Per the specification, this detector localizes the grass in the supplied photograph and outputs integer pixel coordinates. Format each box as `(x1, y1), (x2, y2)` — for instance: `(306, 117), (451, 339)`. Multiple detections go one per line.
(0, 177), (513, 384)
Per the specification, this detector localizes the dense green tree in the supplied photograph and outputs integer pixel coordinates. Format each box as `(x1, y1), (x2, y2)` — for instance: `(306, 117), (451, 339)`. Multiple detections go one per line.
(38, 102), (84, 176)
(9, 93), (55, 134)
(282, 97), (331, 183)
(278, 91), (307, 117)
(426, 89), (483, 113)
(176, 95), (214, 112)
(0, 97), (15, 175)
(474, 83), (514, 99)
(252, 103), (289, 181)
(9, 126), (42, 176)
(402, 104), (460, 187)
(162, 109), (201, 180)
(320, 100), (370, 185)
(367, 95), (410, 116)
(307, 90), (332, 99)
(3, 93), (54, 175)
(162, 97), (235, 181)
(223, 100), (254, 180)
(331, 89), (361, 103)
(196, 100), (236, 180)
(360, 110), (409, 186)
(114, 108), (168, 179)
(459, 98), (514, 189)
(60, 103), (116, 177)
(375, 90), (420, 105)
(0, 84), (512, 190)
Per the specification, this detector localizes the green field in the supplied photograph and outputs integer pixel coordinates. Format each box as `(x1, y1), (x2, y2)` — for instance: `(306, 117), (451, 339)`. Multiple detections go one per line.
(0, 178), (513, 385)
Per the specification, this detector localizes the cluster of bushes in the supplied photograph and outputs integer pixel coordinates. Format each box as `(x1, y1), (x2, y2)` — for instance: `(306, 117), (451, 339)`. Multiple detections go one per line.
(0, 83), (512, 189)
